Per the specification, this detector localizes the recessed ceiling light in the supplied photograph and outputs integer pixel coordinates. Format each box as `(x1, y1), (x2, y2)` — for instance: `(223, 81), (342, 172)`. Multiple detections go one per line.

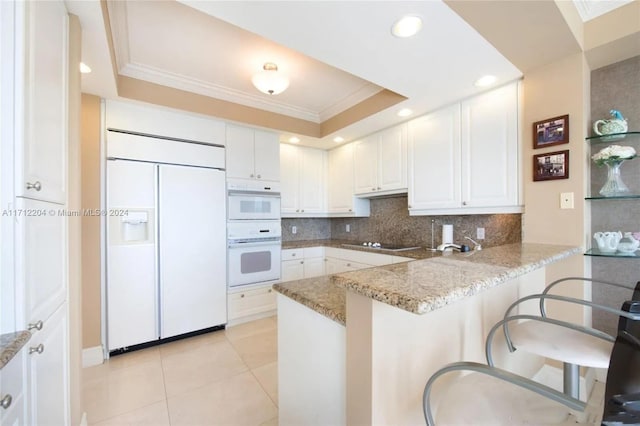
(397, 108), (413, 117)
(289, 136), (300, 143)
(474, 75), (497, 87)
(79, 62), (92, 74)
(391, 15), (423, 38)
(333, 136), (344, 143)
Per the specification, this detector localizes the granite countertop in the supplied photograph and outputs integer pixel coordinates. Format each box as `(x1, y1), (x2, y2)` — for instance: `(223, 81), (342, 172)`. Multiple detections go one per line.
(273, 243), (580, 324)
(0, 331), (31, 370)
(281, 239), (438, 260)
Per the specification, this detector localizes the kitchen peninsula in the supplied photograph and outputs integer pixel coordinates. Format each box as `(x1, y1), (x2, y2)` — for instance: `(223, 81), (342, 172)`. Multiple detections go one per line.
(274, 243), (580, 426)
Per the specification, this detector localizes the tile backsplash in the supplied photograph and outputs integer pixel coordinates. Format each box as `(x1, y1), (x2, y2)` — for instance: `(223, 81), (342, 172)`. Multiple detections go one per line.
(282, 195), (521, 248)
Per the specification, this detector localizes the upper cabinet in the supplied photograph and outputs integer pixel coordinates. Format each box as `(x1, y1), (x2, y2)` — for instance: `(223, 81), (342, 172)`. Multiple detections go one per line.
(327, 144), (370, 217)
(408, 82), (521, 215)
(353, 124), (407, 196)
(280, 144), (326, 216)
(226, 125), (280, 185)
(15, 0), (69, 204)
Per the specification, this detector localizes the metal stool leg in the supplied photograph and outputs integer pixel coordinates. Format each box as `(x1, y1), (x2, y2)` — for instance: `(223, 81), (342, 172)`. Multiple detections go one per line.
(563, 362), (580, 399)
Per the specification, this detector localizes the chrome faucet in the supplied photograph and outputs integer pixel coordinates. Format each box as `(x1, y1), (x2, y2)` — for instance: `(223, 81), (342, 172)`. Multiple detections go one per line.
(464, 236), (482, 251)
(436, 243), (470, 252)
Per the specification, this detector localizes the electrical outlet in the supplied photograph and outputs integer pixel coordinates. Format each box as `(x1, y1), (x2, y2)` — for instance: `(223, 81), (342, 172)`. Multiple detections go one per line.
(346, 224), (351, 233)
(560, 192), (574, 209)
(292, 226), (297, 234)
(477, 227), (485, 240)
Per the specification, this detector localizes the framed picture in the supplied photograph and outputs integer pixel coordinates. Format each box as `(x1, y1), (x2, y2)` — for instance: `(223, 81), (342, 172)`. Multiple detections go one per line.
(533, 150), (569, 181)
(533, 114), (569, 148)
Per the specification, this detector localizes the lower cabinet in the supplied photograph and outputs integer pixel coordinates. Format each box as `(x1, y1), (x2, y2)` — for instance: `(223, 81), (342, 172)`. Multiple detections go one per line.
(26, 301), (69, 426)
(0, 348), (27, 426)
(227, 285), (277, 324)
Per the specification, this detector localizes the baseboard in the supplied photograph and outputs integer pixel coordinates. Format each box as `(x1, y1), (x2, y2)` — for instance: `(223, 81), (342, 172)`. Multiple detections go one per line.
(227, 309), (276, 327)
(82, 345), (104, 368)
(79, 412), (88, 426)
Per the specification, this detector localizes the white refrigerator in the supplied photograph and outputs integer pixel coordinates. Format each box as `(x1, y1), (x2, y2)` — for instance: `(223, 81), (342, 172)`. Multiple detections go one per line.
(106, 158), (227, 351)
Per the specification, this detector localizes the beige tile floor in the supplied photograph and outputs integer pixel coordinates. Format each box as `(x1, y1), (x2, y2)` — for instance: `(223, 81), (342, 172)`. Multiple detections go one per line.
(83, 317), (278, 426)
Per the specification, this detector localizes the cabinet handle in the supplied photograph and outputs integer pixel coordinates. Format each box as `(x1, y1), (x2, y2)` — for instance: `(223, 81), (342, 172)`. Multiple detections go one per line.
(268, 289), (272, 293)
(372, 187), (376, 191)
(240, 294), (245, 298)
(408, 205), (412, 208)
(296, 209), (300, 213)
(28, 320), (43, 331)
(291, 253), (296, 257)
(377, 187), (381, 190)
(26, 181), (42, 191)
(348, 209), (352, 212)
(347, 263), (351, 267)
(257, 174), (261, 179)
(29, 343), (44, 355)
(0, 394), (12, 410)
(250, 174), (255, 178)
(301, 209), (304, 213)
(300, 260), (304, 264)
(462, 201), (467, 206)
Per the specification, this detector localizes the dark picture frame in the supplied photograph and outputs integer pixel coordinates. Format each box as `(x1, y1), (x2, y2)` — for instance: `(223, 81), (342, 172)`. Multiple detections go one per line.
(533, 150), (569, 181)
(533, 114), (569, 149)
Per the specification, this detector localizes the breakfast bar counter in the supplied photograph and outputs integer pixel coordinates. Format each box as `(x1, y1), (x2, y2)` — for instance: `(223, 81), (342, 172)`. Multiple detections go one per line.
(274, 242), (580, 426)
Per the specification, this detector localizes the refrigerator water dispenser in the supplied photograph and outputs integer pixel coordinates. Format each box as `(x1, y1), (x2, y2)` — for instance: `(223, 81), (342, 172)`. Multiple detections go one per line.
(110, 209), (154, 244)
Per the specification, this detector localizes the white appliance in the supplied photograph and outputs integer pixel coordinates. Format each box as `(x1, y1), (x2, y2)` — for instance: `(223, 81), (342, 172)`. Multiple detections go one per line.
(227, 221), (281, 288)
(106, 131), (227, 352)
(228, 189), (281, 221)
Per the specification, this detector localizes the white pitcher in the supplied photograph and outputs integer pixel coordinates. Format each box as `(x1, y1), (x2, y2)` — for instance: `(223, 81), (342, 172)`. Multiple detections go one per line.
(593, 231), (622, 253)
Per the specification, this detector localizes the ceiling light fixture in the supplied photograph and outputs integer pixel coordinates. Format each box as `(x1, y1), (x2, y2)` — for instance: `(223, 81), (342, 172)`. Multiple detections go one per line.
(289, 137), (300, 143)
(79, 62), (92, 74)
(474, 75), (497, 87)
(333, 136), (344, 143)
(397, 108), (413, 117)
(391, 15), (423, 38)
(251, 62), (289, 95)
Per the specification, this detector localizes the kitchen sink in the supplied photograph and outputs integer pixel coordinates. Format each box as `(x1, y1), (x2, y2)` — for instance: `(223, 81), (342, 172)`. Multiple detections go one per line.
(341, 243), (421, 252)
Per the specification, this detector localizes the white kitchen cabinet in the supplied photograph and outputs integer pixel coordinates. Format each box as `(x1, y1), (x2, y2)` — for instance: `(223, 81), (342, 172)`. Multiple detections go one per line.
(227, 285), (276, 324)
(460, 83), (519, 208)
(303, 247), (325, 278)
(226, 125), (280, 184)
(15, 0), (68, 204)
(26, 301), (69, 426)
(408, 104), (461, 211)
(0, 349), (27, 426)
(327, 144), (370, 217)
(281, 259), (305, 282)
(353, 124), (407, 196)
(408, 82), (521, 215)
(280, 144), (326, 216)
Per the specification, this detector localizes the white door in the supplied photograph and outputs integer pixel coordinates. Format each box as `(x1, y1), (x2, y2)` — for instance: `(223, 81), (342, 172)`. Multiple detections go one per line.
(408, 104), (462, 210)
(280, 144), (299, 214)
(328, 144), (354, 213)
(159, 165), (227, 338)
(254, 129), (280, 182)
(299, 147), (325, 214)
(378, 124), (407, 191)
(226, 125), (255, 180)
(17, 0), (68, 204)
(106, 160), (157, 350)
(353, 137), (378, 194)
(461, 83), (519, 208)
(27, 302), (69, 426)
(17, 197), (66, 326)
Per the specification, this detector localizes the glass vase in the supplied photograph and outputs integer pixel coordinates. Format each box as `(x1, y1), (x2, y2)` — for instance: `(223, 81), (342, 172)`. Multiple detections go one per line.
(599, 160), (630, 197)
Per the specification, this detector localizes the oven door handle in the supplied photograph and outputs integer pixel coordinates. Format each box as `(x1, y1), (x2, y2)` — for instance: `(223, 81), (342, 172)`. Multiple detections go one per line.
(228, 240), (281, 249)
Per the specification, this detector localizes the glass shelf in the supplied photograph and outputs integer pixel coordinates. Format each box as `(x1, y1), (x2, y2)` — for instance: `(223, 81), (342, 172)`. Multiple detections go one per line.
(586, 194), (640, 200)
(585, 248), (640, 258)
(586, 131), (640, 143)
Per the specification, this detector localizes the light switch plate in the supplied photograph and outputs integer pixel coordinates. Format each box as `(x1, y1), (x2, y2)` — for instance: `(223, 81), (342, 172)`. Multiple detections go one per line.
(292, 225), (297, 234)
(346, 224), (351, 232)
(560, 192), (574, 209)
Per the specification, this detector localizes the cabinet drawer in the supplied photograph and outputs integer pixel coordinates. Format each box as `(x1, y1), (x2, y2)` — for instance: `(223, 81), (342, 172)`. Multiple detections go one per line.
(228, 286), (276, 320)
(281, 249), (303, 261)
(303, 246), (324, 258)
(0, 349), (26, 423)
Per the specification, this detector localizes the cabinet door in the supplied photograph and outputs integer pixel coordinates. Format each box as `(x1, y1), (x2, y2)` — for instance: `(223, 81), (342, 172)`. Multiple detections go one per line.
(17, 198), (66, 326)
(303, 257), (325, 278)
(328, 144), (355, 213)
(461, 83), (519, 208)
(353, 137), (378, 194)
(254, 130), (280, 182)
(378, 124), (407, 191)
(27, 302), (69, 426)
(408, 104), (461, 210)
(17, 0), (68, 204)
(324, 258), (346, 275)
(0, 350), (27, 426)
(299, 148), (326, 213)
(279, 144), (300, 214)
(226, 125), (255, 180)
(281, 259), (304, 282)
